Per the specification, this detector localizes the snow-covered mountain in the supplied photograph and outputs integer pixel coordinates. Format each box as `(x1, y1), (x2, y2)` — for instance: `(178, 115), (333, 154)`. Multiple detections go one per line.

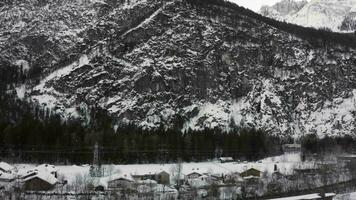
(260, 0), (308, 21)
(260, 0), (356, 32)
(2, 0), (356, 138)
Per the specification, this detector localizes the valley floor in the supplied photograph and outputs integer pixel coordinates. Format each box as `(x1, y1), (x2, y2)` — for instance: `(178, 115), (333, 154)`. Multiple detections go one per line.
(1, 153), (355, 199)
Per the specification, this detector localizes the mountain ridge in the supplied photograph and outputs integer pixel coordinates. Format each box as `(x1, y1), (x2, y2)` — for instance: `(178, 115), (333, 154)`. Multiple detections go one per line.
(1, 0), (356, 138)
(260, 0), (356, 32)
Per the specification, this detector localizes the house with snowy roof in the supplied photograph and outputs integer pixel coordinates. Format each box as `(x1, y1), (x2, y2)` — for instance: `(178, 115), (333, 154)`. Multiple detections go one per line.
(0, 162), (15, 173)
(132, 173), (156, 182)
(240, 168), (261, 178)
(35, 164), (58, 178)
(22, 171), (58, 191)
(219, 157), (234, 163)
(0, 171), (15, 182)
(185, 171), (203, 180)
(187, 174), (223, 188)
(132, 170), (170, 185)
(107, 173), (135, 190)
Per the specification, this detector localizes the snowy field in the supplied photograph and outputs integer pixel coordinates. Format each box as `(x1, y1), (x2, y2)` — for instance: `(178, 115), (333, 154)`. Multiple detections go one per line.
(13, 153), (312, 186)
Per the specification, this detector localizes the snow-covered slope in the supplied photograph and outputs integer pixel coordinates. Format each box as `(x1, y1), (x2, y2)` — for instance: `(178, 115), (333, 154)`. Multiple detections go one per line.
(2, 0), (356, 138)
(260, 0), (308, 21)
(260, 0), (356, 32)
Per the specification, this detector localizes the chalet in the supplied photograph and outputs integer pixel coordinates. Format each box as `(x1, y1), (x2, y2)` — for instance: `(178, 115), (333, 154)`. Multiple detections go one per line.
(282, 144), (302, 153)
(243, 175), (261, 195)
(22, 172), (58, 191)
(155, 170), (170, 185)
(243, 175), (260, 184)
(187, 174), (222, 188)
(107, 174), (135, 190)
(0, 162), (14, 173)
(0, 172), (15, 182)
(132, 173), (155, 182)
(240, 168), (261, 178)
(219, 157), (234, 163)
(132, 170), (170, 185)
(185, 171), (203, 180)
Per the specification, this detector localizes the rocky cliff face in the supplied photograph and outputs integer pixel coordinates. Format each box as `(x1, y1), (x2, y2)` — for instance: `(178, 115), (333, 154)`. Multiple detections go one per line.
(2, 0), (356, 138)
(260, 0), (356, 32)
(260, 0), (307, 21)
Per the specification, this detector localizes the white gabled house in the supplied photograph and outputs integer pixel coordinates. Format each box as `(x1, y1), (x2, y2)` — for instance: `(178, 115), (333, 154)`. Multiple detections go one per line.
(0, 162), (15, 174)
(107, 173), (135, 190)
(185, 171), (203, 180)
(0, 171), (15, 182)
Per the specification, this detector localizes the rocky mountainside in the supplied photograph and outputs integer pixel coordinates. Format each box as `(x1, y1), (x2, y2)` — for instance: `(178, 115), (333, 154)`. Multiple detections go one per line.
(2, 0), (356, 138)
(260, 0), (356, 32)
(260, 0), (308, 21)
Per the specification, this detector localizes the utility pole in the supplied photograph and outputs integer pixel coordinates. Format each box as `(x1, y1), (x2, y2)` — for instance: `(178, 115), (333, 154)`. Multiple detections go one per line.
(91, 142), (102, 177)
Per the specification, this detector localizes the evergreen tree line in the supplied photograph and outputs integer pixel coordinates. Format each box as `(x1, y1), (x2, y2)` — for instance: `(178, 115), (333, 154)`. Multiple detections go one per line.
(301, 134), (356, 155)
(0, 107), (283, 164)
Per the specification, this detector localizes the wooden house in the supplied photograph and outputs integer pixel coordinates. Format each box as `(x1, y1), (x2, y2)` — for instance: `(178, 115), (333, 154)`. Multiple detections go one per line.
(107, 174), (135, 190)
(132, 173), (155, 182)
(240, 168), (261, 178)
(155, 171), (170, 185)
(22, 172), (58, 191)
(185, 172), (202, 180)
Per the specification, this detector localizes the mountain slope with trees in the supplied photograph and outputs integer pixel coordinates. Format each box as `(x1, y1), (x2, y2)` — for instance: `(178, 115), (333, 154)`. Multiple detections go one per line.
(1, 0), (356, 143)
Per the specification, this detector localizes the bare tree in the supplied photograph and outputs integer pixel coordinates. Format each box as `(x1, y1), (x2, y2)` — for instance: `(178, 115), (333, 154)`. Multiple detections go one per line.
(170, 159), (183, 189)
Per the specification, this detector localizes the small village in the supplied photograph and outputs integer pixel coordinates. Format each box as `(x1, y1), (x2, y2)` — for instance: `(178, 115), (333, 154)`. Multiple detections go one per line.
(0, 144), (356, 199)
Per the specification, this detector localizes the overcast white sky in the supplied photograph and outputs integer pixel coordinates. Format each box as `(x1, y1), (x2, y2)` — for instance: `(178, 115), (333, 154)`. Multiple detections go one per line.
(228, 0), (300, 12)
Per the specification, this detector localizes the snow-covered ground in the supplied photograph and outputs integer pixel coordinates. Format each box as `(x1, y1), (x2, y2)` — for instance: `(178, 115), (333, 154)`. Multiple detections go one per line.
(334, 191), (356, 200)
(12, 153), (309, 186)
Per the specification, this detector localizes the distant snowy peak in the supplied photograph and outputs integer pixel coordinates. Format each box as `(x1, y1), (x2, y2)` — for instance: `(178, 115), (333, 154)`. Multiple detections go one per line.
(340, 7), (356, 31)
(260, 0), (308, 21)
(260, 0), (356, 32)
